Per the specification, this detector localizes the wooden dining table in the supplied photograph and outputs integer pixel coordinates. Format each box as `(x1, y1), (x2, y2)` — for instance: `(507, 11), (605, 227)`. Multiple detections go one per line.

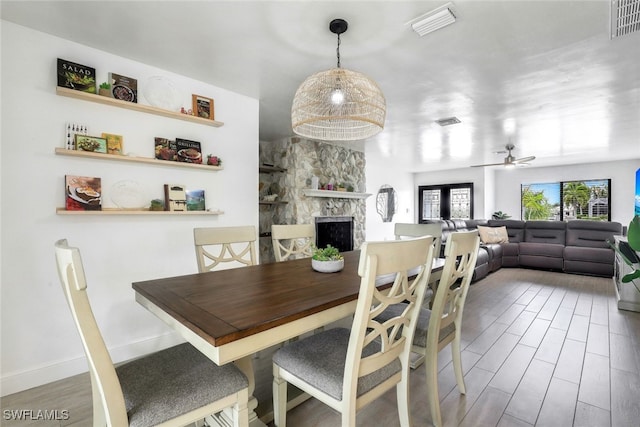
(132, 250), (444, 425)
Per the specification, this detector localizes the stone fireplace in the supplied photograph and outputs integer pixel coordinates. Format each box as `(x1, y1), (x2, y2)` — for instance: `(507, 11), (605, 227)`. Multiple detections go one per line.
(259, 137), (366, 262)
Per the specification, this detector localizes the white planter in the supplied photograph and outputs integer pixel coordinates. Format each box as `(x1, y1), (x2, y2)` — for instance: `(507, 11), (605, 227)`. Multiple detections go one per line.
(312, 258), (344, 273)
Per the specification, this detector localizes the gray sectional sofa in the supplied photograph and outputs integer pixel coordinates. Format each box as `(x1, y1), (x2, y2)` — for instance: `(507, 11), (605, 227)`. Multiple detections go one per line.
(424, 218), (623, 282)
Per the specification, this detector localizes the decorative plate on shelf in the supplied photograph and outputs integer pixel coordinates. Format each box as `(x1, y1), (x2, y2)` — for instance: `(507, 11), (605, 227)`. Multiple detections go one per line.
(110, 180), (148, 209)
(143, 76), (182, 111)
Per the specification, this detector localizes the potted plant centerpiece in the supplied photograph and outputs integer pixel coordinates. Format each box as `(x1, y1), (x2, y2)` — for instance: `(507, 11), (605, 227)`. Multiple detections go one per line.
(311, 244), (344, 273)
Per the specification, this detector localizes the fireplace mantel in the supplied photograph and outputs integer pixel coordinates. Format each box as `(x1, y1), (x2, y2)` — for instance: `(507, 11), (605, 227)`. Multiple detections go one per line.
(302, 189), (371, 199)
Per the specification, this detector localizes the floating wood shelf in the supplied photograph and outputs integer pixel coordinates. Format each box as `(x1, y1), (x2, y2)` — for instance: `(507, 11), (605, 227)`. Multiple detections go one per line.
(55, 148), (223, 171)
(301, 189), (371, 199)
(259, 165), (287, 173)
(56, 87), (224, 127)
(56, 208), (224, 216)
(259, 201), (288, 205)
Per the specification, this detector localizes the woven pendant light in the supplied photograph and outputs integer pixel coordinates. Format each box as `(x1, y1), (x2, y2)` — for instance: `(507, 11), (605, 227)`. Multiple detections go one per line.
(291, 19), (386, 141)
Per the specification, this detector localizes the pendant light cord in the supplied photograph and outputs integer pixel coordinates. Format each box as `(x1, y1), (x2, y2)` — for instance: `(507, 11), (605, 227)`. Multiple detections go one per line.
(336, 33), (341, 68)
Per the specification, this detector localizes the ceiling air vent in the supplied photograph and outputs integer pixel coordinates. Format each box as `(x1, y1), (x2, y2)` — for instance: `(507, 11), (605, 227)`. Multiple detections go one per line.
(435, 116), (461, 126)
(611, 0), (640, 38)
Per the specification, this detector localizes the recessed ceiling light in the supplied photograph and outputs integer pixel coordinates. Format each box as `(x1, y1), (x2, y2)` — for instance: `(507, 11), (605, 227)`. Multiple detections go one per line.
(435, 116), (461, 126)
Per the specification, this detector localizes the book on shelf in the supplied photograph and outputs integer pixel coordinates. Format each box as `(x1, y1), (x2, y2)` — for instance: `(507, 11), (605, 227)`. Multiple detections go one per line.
(65, 175), (102, 211)
(175, 138), (202, 164)
(108, 72), (138, 103)
(65, 123), (88, 150)
(164, 184), (187, 211)
(186, 189), (206, 211)
(75, 135), (107, 153)
(57, 58), (96, 94)
(154, 137), (177, 161)
(102, 133), (124, 155)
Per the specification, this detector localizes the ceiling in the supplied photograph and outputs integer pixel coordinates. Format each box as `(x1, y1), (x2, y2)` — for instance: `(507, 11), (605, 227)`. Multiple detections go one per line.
(2, 1), (639, 172)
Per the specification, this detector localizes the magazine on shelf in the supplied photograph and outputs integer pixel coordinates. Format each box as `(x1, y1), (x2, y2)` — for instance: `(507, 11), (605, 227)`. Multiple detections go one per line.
(65, 175), (102, 211)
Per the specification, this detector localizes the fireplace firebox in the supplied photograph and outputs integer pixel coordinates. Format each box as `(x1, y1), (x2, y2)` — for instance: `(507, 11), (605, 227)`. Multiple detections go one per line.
(315, 216), (354, 252)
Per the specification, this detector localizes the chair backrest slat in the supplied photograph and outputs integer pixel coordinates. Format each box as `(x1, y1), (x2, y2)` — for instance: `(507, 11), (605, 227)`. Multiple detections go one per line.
(428, 230), (480, 351)
(344, 236), (435, 400)
(194, 226), (257, 272)
(394, 222), (442, 255)
(54, 239), (128, 426)
(271, 224), (315, 262)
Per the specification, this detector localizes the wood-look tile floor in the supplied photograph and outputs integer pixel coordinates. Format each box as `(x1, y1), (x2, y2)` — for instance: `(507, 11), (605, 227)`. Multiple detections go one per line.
(3, 268), (640, 426)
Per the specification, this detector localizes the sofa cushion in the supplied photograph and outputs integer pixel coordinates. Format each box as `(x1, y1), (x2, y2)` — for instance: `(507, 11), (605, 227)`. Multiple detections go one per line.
(563, 246), (615, 264)
(524, 221), (566, 245)
(488, 220), (526, 243)
(478, 226), (509, 244)
(519, 242), (565, 258)
(566, 220), (622, 249)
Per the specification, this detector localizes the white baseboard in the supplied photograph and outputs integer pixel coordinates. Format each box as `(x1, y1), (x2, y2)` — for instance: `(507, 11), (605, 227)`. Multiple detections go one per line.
(1, 332), (182, 397)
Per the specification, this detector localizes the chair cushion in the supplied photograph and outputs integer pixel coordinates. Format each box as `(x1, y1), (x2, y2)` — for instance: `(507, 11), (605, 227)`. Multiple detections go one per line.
(375, 304), (455, 348)
(272, 328), (401, 401)
(116, 343), (248, 427)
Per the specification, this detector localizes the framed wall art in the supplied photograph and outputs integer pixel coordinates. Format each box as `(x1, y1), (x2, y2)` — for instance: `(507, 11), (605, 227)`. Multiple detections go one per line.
(192, 94), (214, 120)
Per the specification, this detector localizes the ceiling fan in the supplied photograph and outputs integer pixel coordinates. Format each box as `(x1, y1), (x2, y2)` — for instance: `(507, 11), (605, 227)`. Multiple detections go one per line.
(471, 143), (536, 168)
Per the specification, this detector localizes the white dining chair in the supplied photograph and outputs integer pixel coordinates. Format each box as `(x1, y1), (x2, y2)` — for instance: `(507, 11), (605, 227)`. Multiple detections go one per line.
(271, 224), (315, 262)
(54, 239), (249, 427)
(272, 236), (436, 427)
(194, 226), (257, 272)
(377, 230), (480, 426)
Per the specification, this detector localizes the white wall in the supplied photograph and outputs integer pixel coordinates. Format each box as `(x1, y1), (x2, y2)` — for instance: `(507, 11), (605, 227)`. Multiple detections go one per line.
(364, 148), (415, 242)
(0, 22), (259, 395)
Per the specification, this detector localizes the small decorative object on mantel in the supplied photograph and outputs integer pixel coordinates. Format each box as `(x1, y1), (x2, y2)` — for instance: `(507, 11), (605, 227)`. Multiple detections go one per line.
(192, 94), (214, 120)
(207, 155), (222, 166)
(108, 72), (138, 103)
(57, 58), (96, 94)
(311, 245), (344, 273)
(262, 194), (278, 202)
(65, 175), (101, 211)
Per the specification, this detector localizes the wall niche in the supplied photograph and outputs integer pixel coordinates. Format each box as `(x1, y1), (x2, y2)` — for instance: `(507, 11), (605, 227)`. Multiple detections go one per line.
(259, 137), (367, 262)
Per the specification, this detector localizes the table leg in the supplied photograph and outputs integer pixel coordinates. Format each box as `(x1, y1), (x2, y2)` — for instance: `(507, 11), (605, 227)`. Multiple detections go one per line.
(205, 355), (266, 427)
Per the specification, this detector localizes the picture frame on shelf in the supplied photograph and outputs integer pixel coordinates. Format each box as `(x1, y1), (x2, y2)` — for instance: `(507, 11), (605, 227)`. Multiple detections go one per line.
(65, 122), (88, 150)
(192, 94), (214, 120)
(57, 58), (96, 94)
(186, 189), (206, 211)
(75, 135), (107, 153)
(65, 175), (102, 211)
(164, 184), (187, 211)
(102, 133), (124, 155)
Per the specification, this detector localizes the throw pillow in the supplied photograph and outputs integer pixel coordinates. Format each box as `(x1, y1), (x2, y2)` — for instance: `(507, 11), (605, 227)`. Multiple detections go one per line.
(477, 225), (509, 244)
